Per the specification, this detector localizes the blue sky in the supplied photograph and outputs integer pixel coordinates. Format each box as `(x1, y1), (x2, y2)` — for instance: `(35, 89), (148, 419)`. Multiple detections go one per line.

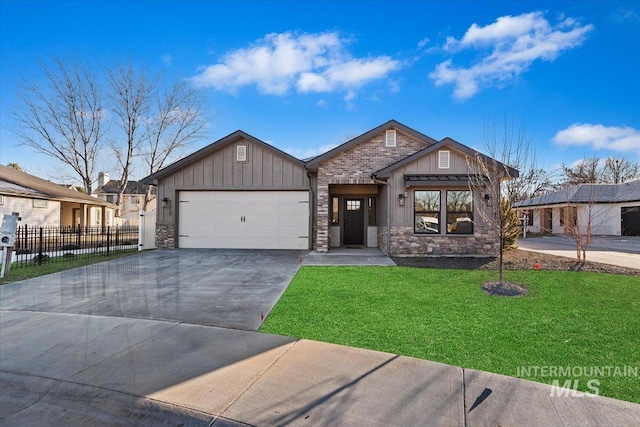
(1, 0), (639, 182)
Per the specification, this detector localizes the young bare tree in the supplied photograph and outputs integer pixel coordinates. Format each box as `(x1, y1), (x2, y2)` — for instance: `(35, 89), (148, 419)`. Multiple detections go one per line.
(466, 118), (531, 285)
(107, 64), (152, 211)
(12, 58), (105, 193)
(141, 80), (207, 209)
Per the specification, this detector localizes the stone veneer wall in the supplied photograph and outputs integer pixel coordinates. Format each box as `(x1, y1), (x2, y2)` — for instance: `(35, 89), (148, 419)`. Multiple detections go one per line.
(156, 223), (175, 248)
(387, 225), (499, 256)
(315, 132), (426, 252)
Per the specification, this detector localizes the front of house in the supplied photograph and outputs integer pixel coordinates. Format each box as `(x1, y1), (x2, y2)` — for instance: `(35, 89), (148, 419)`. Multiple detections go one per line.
(0, 165), (117, 228)
(141, 120), (511, 256)
(516, 180), (640, 236)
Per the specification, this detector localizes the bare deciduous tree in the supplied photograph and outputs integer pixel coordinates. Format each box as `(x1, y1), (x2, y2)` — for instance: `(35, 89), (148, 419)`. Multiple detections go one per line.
(602, 157), (640, 184)
(141, 80), (207, 209)
(466, 118), (532, 285)
(12, 58), (105, 194)
(107, 64), (152, 210)
(561, 156), (639, 187)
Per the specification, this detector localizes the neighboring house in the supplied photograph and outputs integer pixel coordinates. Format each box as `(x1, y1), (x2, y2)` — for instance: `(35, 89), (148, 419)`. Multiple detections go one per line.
(141, 120), (516, 255)
(515, 180), (640, 236)
(0, 165), (117, 228)
(92, 172), (157, 226)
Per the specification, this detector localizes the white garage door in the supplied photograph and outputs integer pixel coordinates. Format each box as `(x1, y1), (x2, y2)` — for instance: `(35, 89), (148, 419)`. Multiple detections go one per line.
(178, 191), (310, 249)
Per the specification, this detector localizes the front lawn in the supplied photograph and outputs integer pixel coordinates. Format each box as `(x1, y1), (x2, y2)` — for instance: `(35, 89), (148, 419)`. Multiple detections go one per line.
(260, 267), (640, 404)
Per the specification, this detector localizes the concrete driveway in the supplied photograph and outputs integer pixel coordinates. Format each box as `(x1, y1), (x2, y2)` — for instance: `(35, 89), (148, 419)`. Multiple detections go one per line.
(0, 249), (305, 330)
(517, 235), (640, 270)
(2, 249), (640, 426)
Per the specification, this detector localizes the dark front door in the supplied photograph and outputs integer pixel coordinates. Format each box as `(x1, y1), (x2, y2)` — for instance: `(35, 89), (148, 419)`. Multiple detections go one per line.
(343, 198), (364, 245)
(622, 207), (640, 236)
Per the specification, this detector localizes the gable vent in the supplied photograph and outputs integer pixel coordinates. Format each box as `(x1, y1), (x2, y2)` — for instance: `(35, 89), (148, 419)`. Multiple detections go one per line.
(438, 150), (450, 169)
(236, 145), (247, 162)
(385, 129), (397, 147)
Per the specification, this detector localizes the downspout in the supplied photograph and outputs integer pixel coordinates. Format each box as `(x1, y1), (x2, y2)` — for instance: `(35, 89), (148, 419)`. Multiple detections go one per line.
(306, 172), (315, 250)
(371, 174), (391, 254)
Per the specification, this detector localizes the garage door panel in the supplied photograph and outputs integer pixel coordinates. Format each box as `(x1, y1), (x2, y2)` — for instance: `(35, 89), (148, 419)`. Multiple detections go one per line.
(178, 191), (309, 249)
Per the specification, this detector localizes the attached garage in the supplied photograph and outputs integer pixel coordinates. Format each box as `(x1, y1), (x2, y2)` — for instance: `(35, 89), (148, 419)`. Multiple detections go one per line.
(141, 130), (312, 250)
(178, 191), (309, 249)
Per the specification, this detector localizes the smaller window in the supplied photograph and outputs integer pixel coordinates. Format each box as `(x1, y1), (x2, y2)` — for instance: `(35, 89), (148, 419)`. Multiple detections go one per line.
(368, 197), (376, 225)
(331, 196), (339, 225)
(527, 211), (534, 226)
(0, 195), (4, 205)
(346, 200), (361, 211)
(236, 145), (247, 162)
(438, 150), (450, 169)
(385, 129), (397, 147)
(33, 199), (48, 208)
(560, 207), (565, 226)
(106, 195), (115, 203)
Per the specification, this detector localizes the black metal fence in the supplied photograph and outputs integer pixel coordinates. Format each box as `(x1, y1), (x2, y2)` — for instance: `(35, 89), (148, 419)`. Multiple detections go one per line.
(10, 225), (139, 267)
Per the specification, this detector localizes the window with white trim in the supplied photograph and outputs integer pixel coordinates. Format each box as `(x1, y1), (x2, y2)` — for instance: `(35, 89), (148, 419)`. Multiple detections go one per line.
(236, 145), (247, 162)
(385, 129), (397, 147)
(438, 150), (450, 169)
(33, 199), (48, 208)
(0, 195), (4, 205)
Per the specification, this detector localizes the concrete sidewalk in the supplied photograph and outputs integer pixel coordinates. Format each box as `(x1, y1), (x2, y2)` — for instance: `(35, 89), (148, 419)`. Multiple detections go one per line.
(518, 235), (640, 270)
(2, 310), (639, 426)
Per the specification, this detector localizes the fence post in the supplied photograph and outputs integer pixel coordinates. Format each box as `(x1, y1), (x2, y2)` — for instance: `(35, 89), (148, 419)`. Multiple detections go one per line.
(38, 227), (43, 266)
(106, 226), (110, 256)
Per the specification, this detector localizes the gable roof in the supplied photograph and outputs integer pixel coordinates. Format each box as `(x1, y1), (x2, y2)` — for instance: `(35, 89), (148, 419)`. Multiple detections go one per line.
(0, 165), (116, 208)
(373, 137), (519, 179)
(515, 180), (640, 208)
(94, 180), (154, 195)
(305, 119), (438, 171)
(140, 130), (305, 185)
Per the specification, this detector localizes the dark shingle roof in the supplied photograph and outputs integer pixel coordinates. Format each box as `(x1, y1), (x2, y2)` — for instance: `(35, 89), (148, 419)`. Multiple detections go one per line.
(515, 180), (640, 207)
(94, 180), (153, 195)
(0, 165), (116, 208)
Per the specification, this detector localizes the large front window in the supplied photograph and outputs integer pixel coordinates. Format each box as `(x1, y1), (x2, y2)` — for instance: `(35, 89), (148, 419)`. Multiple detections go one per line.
(414, 190), (440, 234)
(446, 190), (473, 234)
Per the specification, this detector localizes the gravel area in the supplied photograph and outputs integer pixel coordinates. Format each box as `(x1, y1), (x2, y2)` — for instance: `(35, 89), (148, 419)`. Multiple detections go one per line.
(392, 249), (640, 277)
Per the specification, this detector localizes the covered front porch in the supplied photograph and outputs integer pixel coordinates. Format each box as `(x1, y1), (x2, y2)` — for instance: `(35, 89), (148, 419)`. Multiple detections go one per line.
(327, 184), (382, 249)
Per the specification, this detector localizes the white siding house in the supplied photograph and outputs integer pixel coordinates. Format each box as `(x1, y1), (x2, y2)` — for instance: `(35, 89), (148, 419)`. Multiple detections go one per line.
(516, 180), (640, 236)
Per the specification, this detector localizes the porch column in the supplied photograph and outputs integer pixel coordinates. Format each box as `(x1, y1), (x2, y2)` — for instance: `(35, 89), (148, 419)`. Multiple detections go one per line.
(316, 181), (329, 252)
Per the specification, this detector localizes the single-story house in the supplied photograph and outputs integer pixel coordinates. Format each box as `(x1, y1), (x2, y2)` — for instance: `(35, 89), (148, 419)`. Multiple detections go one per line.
(0, 165), (117, 228)
(141, 120), (516, 255)
(92, 172), (157, 226)
(515, 180), (640, 236)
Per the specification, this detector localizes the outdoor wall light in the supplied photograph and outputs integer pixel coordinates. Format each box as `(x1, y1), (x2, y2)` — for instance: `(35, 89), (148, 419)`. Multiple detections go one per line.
(161, 197), (170, 208)
(398, 193), (407, 206)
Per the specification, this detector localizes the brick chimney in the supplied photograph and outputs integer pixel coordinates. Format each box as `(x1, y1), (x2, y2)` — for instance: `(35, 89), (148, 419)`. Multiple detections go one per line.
(97, 172), (110, 188)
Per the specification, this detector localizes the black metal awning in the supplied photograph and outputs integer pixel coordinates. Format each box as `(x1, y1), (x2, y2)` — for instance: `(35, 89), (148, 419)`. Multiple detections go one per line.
(405, 174), (471, 186)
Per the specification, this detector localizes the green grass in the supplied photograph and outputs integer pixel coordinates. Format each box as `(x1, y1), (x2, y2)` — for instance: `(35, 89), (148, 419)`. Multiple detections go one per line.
(260, 267), (640, 403)
(0, 250), (140, 285)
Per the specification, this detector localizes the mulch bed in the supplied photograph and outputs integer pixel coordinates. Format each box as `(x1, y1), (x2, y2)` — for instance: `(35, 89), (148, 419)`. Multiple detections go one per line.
(392, 249), (640, 277)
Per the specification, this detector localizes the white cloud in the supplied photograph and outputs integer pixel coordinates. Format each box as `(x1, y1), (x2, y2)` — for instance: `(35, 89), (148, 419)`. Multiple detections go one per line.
(609, 6), (640, 24)
(316, 99), (329, 108)
(192, 31), (400, 97)
(430, 12), (593, 100)
(417, 37), (430, 50)
(552, 123), (640, 154)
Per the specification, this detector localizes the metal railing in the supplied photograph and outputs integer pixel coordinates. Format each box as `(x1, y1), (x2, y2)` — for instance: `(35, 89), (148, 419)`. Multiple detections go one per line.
(10, 225), (138, 266)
